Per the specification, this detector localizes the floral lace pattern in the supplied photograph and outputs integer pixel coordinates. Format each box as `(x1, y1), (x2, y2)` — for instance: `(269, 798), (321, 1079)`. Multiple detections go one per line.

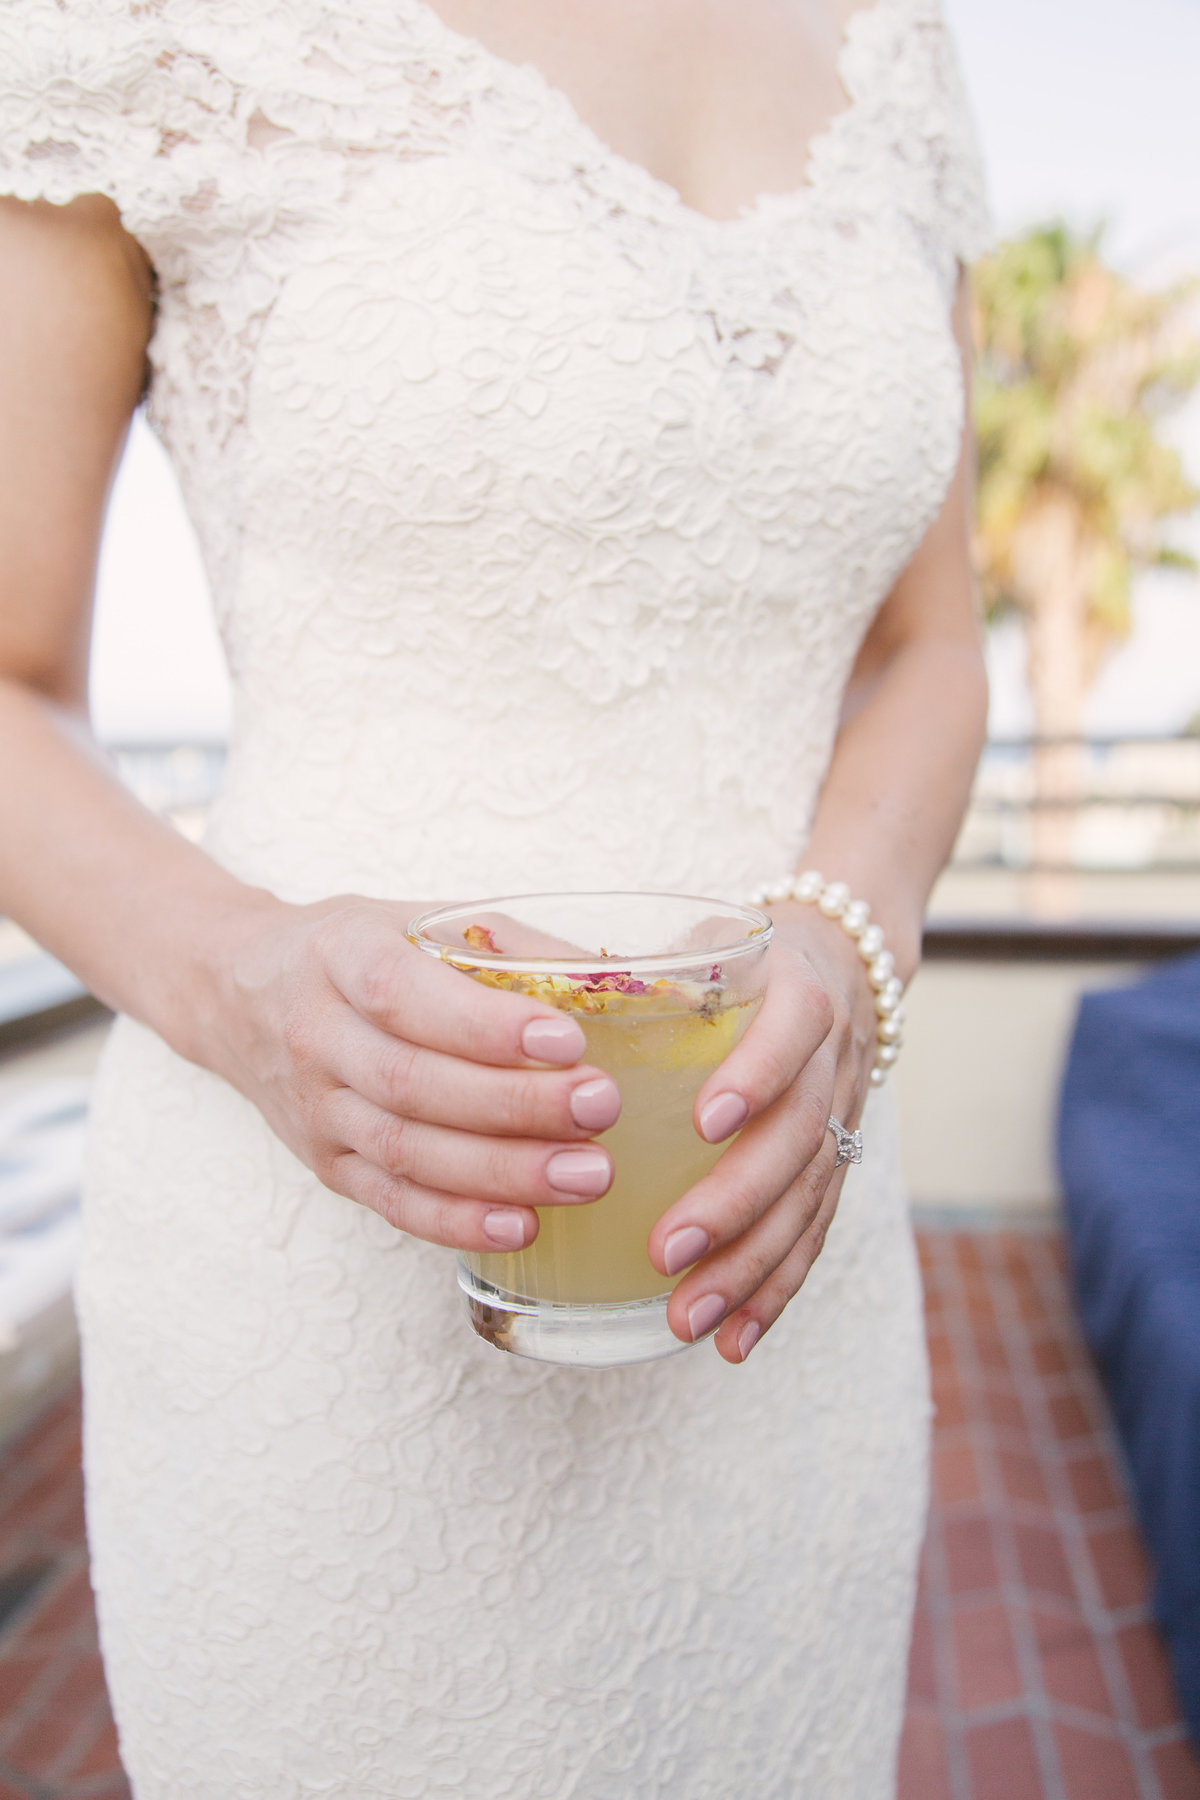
(3, 2), (988, 1793)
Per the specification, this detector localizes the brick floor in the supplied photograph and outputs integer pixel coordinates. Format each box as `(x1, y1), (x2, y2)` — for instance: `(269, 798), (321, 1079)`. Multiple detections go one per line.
(901, 1229), (1200, 1800)
(0, 1229), (1196, 1799)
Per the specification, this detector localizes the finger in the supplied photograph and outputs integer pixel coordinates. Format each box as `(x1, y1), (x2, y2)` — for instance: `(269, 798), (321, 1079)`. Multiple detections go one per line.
(323, 1150), (541, 1253)
(711, 1172), (846, 1363)
(648, 1040), (838, 1276)
(691, 942), (835, 1144)
(329, 1008), (622, 1139)
(663, 1133), (840, 1348)
(319, 911), (589, 1068)
(320, 1088), (614, 1206)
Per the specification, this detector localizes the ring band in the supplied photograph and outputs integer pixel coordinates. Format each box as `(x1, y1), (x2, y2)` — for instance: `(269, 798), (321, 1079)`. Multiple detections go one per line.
(827, 1116), (863, 1168)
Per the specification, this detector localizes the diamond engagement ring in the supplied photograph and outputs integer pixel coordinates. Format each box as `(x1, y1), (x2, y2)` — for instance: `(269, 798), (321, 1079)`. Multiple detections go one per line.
(827, 1116), (864, 1168)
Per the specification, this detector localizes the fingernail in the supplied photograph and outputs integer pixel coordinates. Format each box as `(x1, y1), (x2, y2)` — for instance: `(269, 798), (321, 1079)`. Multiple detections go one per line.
(546, 1148), (612, 1197)
(738, 1320), (761, 1361)
(569, 1076), (621, 1132)
(687, 1292), (726, 1342)
(522, 1015), (586, 1064)
(699, 1092), (748, 1143)
(483, 1209), (527, 1249)
(663, 1225), (711, 1276)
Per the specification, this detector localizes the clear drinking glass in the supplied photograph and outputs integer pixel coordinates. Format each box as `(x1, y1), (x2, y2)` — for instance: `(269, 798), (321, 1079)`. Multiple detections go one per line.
(407, 892), (772, 1368)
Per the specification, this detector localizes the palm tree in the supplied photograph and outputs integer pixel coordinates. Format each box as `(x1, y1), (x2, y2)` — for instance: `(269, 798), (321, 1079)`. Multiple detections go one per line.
(971, 225), (1200, 900)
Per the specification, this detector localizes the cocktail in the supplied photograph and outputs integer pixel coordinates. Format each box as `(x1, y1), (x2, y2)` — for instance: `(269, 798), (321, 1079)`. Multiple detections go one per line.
(407, 893), (772, 1367)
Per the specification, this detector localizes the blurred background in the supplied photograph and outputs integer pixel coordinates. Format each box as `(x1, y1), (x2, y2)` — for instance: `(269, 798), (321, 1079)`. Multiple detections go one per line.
(1, 1), (1199, 1796)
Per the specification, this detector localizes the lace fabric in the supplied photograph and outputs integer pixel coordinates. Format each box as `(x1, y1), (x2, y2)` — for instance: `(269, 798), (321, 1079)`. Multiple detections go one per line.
(2, 4), (989, 1793)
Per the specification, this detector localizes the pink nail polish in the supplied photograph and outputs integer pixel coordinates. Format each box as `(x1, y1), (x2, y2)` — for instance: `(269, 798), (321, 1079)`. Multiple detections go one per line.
(546, 1148), (611, 1197)
(522, 1015), (587, 1065)
(738, 1320), (761, 1361)
(699, 1091), (748, 1143)
(483, 1210), (526, 1249)
(663, 1225), (711, 1276)
(569, 1076), (621, 1132)
(687, 1292), (726, 1342)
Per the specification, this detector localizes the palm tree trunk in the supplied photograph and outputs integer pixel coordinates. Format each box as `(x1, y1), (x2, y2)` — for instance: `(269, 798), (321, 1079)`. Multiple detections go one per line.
(1011, 493), (1090, 917)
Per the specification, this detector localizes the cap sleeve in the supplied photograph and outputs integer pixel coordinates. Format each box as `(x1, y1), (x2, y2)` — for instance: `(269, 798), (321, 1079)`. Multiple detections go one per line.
(917, 2), (993, 278)
(0, 0), (252, 261)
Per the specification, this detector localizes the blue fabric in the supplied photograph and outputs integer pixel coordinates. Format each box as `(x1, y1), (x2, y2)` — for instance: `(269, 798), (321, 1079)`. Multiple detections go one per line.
(1058, 952), (1200, 1748)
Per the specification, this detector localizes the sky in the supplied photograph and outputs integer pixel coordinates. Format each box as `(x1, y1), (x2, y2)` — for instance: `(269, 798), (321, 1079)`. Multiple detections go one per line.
(88, 0), (1200, 742)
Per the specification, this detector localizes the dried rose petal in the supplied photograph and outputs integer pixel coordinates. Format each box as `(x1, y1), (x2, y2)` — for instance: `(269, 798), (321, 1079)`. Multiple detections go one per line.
(463, 924), (500, 953)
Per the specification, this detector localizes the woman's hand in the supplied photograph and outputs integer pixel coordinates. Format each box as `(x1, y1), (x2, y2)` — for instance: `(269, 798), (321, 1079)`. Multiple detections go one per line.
(191, 892), (624, 1253)
(647, 900), (888, 1362)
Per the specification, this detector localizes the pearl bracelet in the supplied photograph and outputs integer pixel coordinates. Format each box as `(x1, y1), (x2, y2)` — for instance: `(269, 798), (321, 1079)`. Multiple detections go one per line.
(747, 870), (905, 1087)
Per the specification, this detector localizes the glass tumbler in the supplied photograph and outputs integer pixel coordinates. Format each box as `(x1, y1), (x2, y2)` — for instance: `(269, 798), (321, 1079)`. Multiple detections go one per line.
(407, 892), (772, 1368)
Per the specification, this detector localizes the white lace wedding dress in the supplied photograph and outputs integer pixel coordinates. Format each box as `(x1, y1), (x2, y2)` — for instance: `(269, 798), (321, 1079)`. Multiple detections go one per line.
(2, 3), (988, 1793)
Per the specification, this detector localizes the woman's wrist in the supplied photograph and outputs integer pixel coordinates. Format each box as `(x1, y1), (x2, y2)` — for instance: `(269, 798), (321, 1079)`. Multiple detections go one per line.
(133, 872), (286, 1073)
(750, 865), (923, 1087)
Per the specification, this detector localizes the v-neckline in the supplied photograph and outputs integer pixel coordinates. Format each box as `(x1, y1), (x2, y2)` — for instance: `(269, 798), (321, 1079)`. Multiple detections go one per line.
(401, 0), (898, 235)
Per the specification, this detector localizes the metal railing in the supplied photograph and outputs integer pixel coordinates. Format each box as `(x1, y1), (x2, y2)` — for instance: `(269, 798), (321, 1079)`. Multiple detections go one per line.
(952, 735), (1200, 875)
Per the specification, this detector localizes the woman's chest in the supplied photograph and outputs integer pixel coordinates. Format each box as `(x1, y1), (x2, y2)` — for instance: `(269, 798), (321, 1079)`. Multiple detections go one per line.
(230, 152), (962, 585)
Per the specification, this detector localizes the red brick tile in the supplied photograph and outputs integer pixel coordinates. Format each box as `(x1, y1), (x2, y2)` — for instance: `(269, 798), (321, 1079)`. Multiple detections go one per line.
(953, 1601), (1023, 1710)
(1054, 1721), (1137, 1800)
(1015, 1521), (1078, 1602)
(934, 1441), (981, 1506)
(0, 1649), (52, 1715)
(0, 1466), (73, 1534)
(931, 1370), (967, 1430)
(5, 1699), (79, 1782)
(1116, 1622), (1182, 1731)
(956, 1237), (985, 1274)
(70, 1712), (124, 1779)
(1088, 1524), (1152, 1612)
(1032, 1609), (1115, 1718)
(1154, 1736), (1200, 1800)
(998, 1446), (1051, 1509)
(985, 1384), (1030, 1438)
(1066, 1452), (1123, 1516)
(46, 1649), (108, 1718)
(1032, 1336), (1071, 1377)
(897, 1708), (951, 1800)
(22, 1563), (96, 1641)
(966, 1717), (1043, 1800)
(1050, 1393), (1095, 1442)
(66, 1776), (133, 1800)
(973, 1325), (1011, 1376)
(943, 1515), (998, 1595)
(905, 1606), (938, 1703)
(0, 1778), (38, 1800)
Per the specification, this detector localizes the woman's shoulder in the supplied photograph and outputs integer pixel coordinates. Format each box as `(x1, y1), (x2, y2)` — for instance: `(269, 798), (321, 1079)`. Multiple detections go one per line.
(832, 0), (993, 285)
(1, 0), (467, 232)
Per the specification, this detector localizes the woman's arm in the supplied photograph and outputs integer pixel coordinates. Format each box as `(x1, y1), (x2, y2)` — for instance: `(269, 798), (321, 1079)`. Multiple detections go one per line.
(0, 196), (623, 1254)
(803, 274), (988, 978)
(651, 273), (988, 1359)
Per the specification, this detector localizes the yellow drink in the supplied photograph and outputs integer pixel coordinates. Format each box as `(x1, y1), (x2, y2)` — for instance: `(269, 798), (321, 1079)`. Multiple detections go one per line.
(407, 891), (771, 1366)
(463, 991), (759, 1306)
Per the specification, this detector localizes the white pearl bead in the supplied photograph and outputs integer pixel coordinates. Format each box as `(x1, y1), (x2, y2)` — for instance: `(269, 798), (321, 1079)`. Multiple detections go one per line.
(748, 886), (769, 907)
(857, 924), (885, 960)
(868, 951), (895, 989)
(841, 899), (870, 937)
(869, 1066), (888, 1087)
(891, 1001), (906, 1028)
(878, 1016), (903, 1044)
(765, 878), (793, 904)
(793, 869), (824, 903)
(817, 880), (851, 917)
(875, 989), (898, 1018)
(876, 1042), (900, 1067)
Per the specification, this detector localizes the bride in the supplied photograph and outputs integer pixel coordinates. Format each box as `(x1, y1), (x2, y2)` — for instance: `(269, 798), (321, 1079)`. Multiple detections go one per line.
(0, 0), (989, 1793)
